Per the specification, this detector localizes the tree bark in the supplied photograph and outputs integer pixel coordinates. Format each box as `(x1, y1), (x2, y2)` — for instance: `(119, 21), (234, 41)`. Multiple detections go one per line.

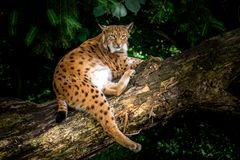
(1, 28), (240, 160)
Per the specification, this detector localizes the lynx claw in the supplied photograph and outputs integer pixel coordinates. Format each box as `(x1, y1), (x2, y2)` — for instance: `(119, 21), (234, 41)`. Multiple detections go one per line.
(126, 69), (136, 77)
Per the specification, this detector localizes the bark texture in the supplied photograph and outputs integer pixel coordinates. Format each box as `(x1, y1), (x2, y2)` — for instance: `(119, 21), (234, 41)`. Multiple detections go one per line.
(1, 28), (240, 159)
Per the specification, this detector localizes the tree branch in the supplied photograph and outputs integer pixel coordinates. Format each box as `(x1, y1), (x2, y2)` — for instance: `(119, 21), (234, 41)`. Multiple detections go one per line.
(1, 28), (240, 159)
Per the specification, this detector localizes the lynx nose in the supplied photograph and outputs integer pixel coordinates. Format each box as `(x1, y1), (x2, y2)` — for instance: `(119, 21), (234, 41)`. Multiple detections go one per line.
(115, 42), (122, 49)
(116, 44), (121, 48)
(116, 39), (122, 48)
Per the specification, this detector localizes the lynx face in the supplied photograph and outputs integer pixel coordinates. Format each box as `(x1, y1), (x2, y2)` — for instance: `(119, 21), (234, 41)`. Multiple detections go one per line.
(99, 24), (133, 53)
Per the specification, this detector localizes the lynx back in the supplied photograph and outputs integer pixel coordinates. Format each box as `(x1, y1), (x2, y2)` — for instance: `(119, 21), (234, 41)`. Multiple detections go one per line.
(53, 23), (142, 152)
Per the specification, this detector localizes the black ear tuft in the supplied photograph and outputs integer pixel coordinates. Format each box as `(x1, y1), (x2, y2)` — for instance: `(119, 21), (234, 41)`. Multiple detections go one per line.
(98, 24), (107, 30)
(126, 22), (134, 32)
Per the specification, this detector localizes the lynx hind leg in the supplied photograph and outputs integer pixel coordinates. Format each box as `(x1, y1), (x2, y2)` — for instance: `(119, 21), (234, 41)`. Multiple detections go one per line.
(56, 98), (68, 123)
(91, 92), (141, 152)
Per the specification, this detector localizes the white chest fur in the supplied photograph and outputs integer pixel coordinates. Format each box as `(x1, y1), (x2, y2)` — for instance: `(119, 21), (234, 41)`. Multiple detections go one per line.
(90, 65), (112, 90)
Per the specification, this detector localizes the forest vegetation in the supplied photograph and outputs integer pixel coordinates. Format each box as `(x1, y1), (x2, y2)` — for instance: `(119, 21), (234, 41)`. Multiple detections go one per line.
(0, 0), (240, 159)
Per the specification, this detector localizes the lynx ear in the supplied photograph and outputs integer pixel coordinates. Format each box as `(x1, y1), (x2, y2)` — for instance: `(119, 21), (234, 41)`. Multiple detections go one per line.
(98, 24), (107, 30)
(126, 22), (134, 32)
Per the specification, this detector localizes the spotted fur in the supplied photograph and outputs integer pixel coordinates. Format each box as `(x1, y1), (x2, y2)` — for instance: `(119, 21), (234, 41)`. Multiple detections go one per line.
(53, 23), (142, 152)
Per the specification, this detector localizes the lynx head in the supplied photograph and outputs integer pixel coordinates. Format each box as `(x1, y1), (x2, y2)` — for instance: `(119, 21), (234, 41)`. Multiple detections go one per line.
(99, 23), (133, 53)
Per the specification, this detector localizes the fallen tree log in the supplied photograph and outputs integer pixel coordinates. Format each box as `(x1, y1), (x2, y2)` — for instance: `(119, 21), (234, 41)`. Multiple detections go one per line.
(1, 28), (240, 159)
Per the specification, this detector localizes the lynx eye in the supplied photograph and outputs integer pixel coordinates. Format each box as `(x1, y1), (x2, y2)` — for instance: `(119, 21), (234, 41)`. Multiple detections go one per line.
(108, 35), (115, 40)
(121, 34), (127, 39)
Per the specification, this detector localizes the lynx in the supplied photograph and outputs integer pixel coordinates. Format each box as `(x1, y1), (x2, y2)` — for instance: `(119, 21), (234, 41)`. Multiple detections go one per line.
(53, 23), (142, 152)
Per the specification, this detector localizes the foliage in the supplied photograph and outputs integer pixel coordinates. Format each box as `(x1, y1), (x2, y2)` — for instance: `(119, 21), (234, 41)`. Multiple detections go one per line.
(93, 0), (226, 49)
(1, 0), (230, 63)
(148, 0), (226, 47)
(90, 110), (240, 159)
(6, 0), (84, 59)
(93, 0), (146, 18)
(0, 0), (239, 159)
(28, 89), (53, 104)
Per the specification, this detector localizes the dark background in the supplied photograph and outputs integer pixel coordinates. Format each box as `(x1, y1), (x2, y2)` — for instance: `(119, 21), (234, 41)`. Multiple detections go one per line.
(0, 0), (240, 159)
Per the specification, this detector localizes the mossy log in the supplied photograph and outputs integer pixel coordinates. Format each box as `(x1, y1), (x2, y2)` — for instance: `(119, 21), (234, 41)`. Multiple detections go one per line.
(1, 28), (240, 159)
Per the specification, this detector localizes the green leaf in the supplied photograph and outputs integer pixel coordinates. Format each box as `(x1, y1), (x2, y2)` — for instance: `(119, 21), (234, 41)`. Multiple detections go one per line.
(78, 28), (89, 42)
(10, 10), (18, 26)
(125, 0), (140, 14)
(64, 16), (81, 30)
(210, 17), (225, 32)
(25, 26), (38, 46)
(93, 6), (106, 17)
(111, 3), (127, 18)
(139, 0), (146, 5)
(9, 10), (18, 36)
(47, 9), (59, 26)
(64, 16), (81, 39)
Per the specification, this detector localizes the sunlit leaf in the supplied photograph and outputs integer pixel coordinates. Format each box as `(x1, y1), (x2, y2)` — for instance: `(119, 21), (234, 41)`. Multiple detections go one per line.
(10, 10), (18, 26)
(210, 17), (225, 32)
(47, 9), (59, 26)
(25, 26), (38, 46)
(9, 10), (18, 36)
(9, 28), (16, 37)
(63, 16), (81, 39)
(111, 3), (127, 18)
(201, 23), (208, 36)
(64, 16), (81, 29)
(45, 46), (53, 60)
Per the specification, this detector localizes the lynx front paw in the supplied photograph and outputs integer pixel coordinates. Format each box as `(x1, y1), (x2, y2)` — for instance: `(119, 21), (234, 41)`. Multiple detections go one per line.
(125, 69), (136, 77)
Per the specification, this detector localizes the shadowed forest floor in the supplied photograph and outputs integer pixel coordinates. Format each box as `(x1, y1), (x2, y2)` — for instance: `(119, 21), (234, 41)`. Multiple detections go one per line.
(90, 109), (240, 160)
